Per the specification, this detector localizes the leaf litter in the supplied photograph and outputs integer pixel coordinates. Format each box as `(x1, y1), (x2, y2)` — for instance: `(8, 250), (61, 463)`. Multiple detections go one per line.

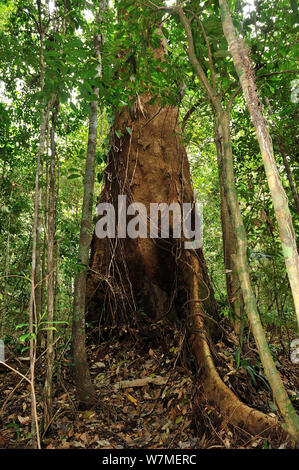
(0, 318), (297, 449)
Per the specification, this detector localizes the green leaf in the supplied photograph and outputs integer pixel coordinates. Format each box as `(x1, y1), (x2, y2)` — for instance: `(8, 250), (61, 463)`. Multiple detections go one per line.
(19, 333), (30, 342)
(214, 50), (230, 58)
(175, 415), (183, 424)
(146, 95), (158, 106)
(16, 323), (29, 330)
(235, 347), (241, 369)
(68, 173), (81, 180)
(268, 401), (278, 412)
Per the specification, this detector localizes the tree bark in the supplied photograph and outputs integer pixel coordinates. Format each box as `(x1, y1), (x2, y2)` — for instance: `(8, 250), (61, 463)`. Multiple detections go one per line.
(214, 117), (244, 337)
(218, 108), (299, 441)
(174, 1), (299, 441)
(219, 0), (299, 329)
(35, 164), (43, 328)
(43, 97), (59, 429)
(71, 15), (105, 406)
(28, 0), (55, 447)
(277, 136), (299, 215)
(0, 188), (12, 338)
(85, 82), (289, 438)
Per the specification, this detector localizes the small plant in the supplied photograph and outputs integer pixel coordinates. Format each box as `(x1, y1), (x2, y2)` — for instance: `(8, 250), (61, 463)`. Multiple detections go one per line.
(239, 358), (271, 392)
(7, 421), (21, 441)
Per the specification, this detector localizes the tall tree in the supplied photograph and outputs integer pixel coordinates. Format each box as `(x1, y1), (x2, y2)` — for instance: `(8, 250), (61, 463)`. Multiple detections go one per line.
(27, 0), (56, 448)
(219, 0), (299, 330)
(85, 1), (286, 439)
(72, 1), (106, 407)
(144, 0), (299, 441)
(43, 96), (59, 430)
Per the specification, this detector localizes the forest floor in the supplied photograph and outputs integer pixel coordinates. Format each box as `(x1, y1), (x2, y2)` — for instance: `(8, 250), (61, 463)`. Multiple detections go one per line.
(0, 317), (298, 449)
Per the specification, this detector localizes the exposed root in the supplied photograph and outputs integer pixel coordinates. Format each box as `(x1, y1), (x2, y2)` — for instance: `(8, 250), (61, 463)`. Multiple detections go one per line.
(185, 252), (285, 439)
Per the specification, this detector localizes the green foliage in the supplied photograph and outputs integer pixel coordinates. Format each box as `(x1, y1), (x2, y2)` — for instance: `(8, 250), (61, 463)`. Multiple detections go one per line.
(0, 0), (297, 349)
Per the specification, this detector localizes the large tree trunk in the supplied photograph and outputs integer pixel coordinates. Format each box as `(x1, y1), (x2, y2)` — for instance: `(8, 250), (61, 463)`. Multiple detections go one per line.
(86, 94), (217, 327)
(85, 91), (285, 439)
(173, 3), (298, 441)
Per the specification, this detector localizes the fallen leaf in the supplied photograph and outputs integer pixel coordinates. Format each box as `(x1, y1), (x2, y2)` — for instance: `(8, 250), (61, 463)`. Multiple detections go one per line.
(18, 415), (30, 425)
(60, 440), (71, 449)
(79, 432), (89, 444)
(126, 393), (138, 406)
(92, 362), (105, 369)
(82, 411), (95, 420)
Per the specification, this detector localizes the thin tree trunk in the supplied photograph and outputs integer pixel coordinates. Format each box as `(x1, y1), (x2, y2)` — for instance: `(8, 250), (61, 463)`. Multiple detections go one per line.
(72, 12), (105, 406)
(219, 0), (299, 329)
(175, 1), (299, 441)
(218, 109), (299, 441)
(28, 0), (55, 447)
(277, 136), (299, 214)
(214, 118), (244, 338)
(35, 162), (43, 328)
(54, 239), (60, 319)
(41, 147), (50, 350)
(28, 79), (51, 450)
(43, 97), (59, 430)
(0, 188), (12, 338)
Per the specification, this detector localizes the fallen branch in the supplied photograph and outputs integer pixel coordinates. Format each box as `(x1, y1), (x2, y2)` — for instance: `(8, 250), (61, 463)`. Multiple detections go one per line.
(113, 376), (168, 390)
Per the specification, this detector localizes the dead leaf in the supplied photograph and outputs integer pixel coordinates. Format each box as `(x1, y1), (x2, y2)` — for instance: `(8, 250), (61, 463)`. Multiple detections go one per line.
(60, 440), (71, 449)
(71, 441), (85, 448)
(18, 415), (30, 425)
(79, 432), (89, 444)
(0, 434), (8, 448)
(251, 439), (261, 448)
(97, 439), (111, 447)
(126, 393), (138, 406)
(92, 362), (105, 369)
(58, 393), (68, 402)
(82, 411), (95, 420)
